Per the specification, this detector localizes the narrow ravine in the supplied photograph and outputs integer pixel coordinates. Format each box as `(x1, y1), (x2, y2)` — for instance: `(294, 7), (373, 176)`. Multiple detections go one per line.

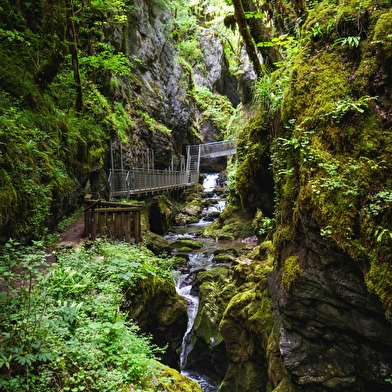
(165, 173), (233, 391)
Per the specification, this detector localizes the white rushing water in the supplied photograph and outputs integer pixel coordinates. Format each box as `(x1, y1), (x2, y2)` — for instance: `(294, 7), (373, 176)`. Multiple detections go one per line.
(169, 173), (226, 391)
(174, 251), (222, 392)
(177, 281), (199, 369)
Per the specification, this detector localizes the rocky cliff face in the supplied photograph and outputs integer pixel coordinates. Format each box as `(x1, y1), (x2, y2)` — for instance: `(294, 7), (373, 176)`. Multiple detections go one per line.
(270, 217), (392, 391)
(105, 1), (245, 177)
(221, 1), (392, 391)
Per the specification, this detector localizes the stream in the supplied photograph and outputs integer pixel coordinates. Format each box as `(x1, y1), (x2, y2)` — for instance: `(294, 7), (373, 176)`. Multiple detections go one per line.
(164, 173), (244, 391)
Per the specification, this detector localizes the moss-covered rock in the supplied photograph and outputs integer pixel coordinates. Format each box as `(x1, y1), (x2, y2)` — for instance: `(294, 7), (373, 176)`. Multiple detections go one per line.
(170, 238), (203, 250)
(219, 243), (276, 391)
(202, 205), (254, 240)
(152, 363), (203, 391)
(124, 275), (188, 370)
(149, 194), (177, 235)
(235, 110), (275, 217)
(187, 266), (235, 377)
(143, 230), (172, 256)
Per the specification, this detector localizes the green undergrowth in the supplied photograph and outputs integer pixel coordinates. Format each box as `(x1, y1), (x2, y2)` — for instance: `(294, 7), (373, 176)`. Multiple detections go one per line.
(0, 239), (176, 391)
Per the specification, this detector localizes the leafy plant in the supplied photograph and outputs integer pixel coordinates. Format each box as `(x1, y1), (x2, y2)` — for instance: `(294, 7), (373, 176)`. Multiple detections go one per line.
(252, 72), (288, 115)
(328, 95), (377, 122)
(258, 217), (275, 237)
(0, 240), (174, 391)
(304, 19), (336, 40)
(333, 35), (361, 49)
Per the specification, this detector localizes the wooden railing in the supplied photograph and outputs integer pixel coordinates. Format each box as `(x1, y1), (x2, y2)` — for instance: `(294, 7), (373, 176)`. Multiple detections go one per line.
(84, 199), (142, 243)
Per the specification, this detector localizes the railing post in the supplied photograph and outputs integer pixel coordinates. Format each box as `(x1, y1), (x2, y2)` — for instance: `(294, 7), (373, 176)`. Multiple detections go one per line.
(134, 210), (141, 243)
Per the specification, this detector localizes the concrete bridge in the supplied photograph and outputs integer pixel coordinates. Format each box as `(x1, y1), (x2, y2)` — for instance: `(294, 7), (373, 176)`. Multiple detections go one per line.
(108, 139), (237, 199)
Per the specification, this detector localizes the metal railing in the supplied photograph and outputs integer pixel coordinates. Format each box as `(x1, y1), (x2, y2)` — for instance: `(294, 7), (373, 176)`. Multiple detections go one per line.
(108, 140), (237, 199)
(108, 168), (199, 198)
(199, 139), (237, 158)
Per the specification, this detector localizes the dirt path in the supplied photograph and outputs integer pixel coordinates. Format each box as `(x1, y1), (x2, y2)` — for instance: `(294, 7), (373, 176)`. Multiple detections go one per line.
(57, 214), (86, 246)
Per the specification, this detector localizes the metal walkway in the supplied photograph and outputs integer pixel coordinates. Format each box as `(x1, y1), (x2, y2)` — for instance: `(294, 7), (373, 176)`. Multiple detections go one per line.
(108, 139), (236, 199)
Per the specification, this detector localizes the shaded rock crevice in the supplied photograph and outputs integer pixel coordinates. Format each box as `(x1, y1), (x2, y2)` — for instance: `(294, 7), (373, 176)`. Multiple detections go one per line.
(269, 217), (392, 391)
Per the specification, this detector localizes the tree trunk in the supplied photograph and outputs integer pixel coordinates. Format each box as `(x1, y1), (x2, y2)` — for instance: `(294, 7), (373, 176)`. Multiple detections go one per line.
(232, 0), (263, 77)
(241, 0), (283, 71)
(66, 0), (83, 112)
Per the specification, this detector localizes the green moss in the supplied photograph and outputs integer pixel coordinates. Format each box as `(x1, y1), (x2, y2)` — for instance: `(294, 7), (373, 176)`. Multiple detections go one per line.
(193, 267), (233, 348)
(169, 239), (203, 250)
(282, 256), (303, 291)
(152, 363), (203, 391)
(202, 205), (254, 240)
(235, 110), (274, 214)
(272, 377), (301, 392)
(366, 260), (392, 321)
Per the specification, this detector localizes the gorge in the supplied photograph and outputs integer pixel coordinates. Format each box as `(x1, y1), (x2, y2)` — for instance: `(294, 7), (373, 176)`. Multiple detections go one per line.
(1, 0), (392, 391)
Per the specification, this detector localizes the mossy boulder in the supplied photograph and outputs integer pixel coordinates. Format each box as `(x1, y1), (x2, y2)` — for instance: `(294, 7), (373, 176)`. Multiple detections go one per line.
(202, 205), (254, 240)
(180, 184), (204, 202)
(143, 230), (172, 256)
(183, 203), (202, 216)
(174, 213), (187, 226)
(170, 239), (203, 250)
(152, 363), (203, 391)
(219, 243), (277, 391)
(124, 275), (187, 370)
(213, 248), (238, 263)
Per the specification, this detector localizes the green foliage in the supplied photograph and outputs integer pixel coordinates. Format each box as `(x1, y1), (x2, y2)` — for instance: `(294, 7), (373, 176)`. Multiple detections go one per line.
(328, 95), (376, 122)
(80, 47), (131, 77)
(304, 19), (336, 40)
(333, 35), (361, 48)
(257, 35), (298, 49)
(257, 217), (275, 238)
(192, 85), (235, 137)
(177, 37), (205, 67)
(139, 112), (172, 136)
(252, 71), (289, 116)
(0, 240), (175, 391)
(0, 0), (143, 240)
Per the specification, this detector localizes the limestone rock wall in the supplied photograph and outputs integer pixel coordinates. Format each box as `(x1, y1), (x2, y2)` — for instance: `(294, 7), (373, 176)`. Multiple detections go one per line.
(270, 217), (392, 391)
(221, 1), (392, 391)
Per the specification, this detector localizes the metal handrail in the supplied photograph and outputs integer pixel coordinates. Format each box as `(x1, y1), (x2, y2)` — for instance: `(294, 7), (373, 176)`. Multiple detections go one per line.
(109, 169), (199, 197)
(199, 139), (237, 158)
(108, 140), (236, 198)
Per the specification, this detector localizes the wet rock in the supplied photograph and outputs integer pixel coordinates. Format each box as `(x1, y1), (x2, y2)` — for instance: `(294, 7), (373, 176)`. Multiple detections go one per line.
(179, 271), (198, 289)
(173, 258), (190, 273)
(213, 248), (238, 263)
(170, 239), (203, 250)
(184, 204), (202, 216)
(202, 205), (254, 240)
(205, 211), (221, 220)
(219, 246), (274, 392)
(269, 218), (392, 391)
(187, 266), (234, 378)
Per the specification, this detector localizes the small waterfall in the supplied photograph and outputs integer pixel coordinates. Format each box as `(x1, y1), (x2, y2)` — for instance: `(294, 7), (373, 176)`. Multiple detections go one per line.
(169, 173), (230, 391)
(177, 279), (199, 369)
(174, 251), (222, 391)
